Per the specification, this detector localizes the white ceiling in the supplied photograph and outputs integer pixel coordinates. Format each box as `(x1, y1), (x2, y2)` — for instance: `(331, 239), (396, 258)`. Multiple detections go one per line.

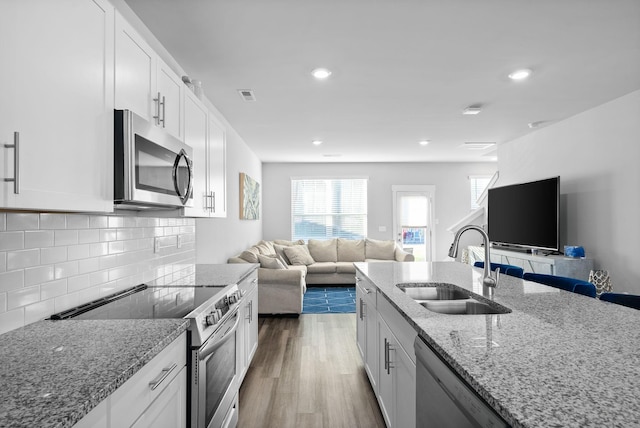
(124, 0), (640, 163)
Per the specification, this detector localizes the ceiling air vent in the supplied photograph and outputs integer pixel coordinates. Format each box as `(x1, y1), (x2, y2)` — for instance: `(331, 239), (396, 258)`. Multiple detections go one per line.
(463, 142), (496, 150)
(238, 89), (256, 102)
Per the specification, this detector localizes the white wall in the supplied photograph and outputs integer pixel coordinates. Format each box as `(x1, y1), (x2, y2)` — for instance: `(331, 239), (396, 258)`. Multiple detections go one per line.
(497, 90), (640, 293)
(195, 124), (262, 263)
(262, 162), (497, 261)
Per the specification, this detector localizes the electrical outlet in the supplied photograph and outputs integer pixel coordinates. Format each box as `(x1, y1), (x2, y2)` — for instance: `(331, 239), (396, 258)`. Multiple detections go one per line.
(177, 235), (182, 249)
(154, 237), (161, 253)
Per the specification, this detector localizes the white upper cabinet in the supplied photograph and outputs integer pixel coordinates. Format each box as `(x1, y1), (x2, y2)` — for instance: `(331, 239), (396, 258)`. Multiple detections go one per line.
(182, 90), (209, 217)
(115, 12), (183, 141)
(0, 0), (114, 212)
(208, 113), (227, 218)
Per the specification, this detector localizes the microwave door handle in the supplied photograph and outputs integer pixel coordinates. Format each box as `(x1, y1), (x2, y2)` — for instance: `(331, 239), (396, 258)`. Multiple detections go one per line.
(173, 149), (193, 205)
(199, 312), (240, 361)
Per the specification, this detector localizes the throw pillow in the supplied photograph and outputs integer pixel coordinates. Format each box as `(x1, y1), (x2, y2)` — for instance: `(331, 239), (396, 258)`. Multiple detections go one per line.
(273, 239), (305, 246)
(283, 245), (315, 266)
(337, 238), (365, 262)
(308, 238), (338, 262)
(239, 247), (260, 263)
(365, 238), (396, 260)
(256, 240), (276, 254)
(257, 254), (287, 269)
(273, 244), (292, 265)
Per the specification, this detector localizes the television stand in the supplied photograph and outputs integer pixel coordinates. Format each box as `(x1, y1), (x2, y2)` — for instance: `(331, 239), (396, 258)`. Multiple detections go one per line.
(467, 246), (594, 281)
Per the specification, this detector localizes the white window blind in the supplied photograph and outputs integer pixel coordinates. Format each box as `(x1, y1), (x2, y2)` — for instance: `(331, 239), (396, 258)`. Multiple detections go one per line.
(291, 178), (367, 241)
(470, 176), (492, 209)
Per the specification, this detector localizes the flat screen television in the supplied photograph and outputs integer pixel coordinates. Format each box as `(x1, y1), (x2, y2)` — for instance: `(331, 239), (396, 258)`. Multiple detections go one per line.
(487, 176), (560, 252)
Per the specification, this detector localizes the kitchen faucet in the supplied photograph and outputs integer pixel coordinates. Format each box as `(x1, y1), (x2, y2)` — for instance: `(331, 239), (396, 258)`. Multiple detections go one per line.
(448, 225), (498, 288)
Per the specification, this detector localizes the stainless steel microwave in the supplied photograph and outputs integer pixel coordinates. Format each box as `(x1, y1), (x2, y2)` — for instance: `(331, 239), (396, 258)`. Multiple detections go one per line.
(114, 109), (193, 209)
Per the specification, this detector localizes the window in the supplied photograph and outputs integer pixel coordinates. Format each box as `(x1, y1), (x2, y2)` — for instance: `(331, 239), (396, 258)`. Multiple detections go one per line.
(470, 175), (492, 210)
(291, 178), (367, 241)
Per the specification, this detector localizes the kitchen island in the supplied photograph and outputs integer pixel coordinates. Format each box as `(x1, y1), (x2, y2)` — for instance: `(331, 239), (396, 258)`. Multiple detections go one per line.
(355, 261), (640, 428)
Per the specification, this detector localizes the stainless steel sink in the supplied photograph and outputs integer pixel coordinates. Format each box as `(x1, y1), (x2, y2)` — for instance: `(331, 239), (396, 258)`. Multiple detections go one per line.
(398, 284), (470, 300)
(420, 300), (511, 315)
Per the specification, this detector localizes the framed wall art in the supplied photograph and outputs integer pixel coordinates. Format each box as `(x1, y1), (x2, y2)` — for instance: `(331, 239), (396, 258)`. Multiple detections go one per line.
(239, 172), (260, 220)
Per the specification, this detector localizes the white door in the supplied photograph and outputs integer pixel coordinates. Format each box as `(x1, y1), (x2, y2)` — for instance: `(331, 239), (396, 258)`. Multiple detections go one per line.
(392, 185), (435, 262)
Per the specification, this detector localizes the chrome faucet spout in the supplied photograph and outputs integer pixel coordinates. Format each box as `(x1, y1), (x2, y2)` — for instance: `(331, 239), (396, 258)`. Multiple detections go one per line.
(449, 225), (497, 288)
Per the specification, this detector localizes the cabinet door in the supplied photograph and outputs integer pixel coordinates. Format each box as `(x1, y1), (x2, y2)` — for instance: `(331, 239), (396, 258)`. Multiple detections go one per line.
(208, 114), (227, 217)
(131, 366), (187, 428)
(156, 58), (183, 140)
(115, 11), (155, 122)
(393, 344), (416, 428)
(377, 316), (394, 428)
(364, 290), (378, 391)
(182, 90), (210, 217)
(0, 0), (114, 212)
(247, 286), (259, 363)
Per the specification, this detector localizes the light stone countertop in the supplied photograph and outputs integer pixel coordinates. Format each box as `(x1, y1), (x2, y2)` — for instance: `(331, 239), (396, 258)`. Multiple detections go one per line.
(354, 261), (640, 428)
(0, 319), (189, 428)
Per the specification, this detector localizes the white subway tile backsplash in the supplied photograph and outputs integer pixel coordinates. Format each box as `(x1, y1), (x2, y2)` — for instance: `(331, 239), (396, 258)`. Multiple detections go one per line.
(7, 249), (40, 270)
(25, 299), (55, 324)
(6, 213), (38, 230)
(40, 213), (66, 230)
(40, 279), (68, 300)
(24, 230), (54, 249)
(89, 215), (108, 229)
(66, 214), (90, 229)
(54, 261), (79, 280)
(0, 231), (24, 251)
(0, 270), (24, 293)
(54, 230), (78, 246)
(7, 285), (40, 310)
(25, 266), (55, 286)
(68, 244), (92, 261)
(67, 275), (90, 293)
(0, 213), (195, 333)
(0, 308), (24, 335)
(78, 229), (99, 244)
(41, 247), (68, 265)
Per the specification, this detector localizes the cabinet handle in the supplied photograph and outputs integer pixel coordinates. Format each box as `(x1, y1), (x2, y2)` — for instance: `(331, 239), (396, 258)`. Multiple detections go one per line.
(4, 132), (19, 194)
(148, 362), (177, 391)
(161, 95), (166, 127)
(153, 92), (165, 127)
(249, 300), (253, 323)
(364, 288), (372, 294)
(384, 338), (393, 375)
(359, 298), (365, 321)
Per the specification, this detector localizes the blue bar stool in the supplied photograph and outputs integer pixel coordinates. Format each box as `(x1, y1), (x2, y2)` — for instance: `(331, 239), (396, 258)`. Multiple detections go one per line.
(473, 261), (524, 278)
(599, 292), (640, 310)
(523, 273), (596, 297)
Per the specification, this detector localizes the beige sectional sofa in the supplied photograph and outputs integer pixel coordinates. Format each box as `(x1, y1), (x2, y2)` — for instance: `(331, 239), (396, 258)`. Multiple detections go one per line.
(228, 238), (414, 315)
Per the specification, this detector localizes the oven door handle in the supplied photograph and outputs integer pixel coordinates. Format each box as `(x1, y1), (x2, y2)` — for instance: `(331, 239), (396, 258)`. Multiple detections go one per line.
(199, 311), (240, 361)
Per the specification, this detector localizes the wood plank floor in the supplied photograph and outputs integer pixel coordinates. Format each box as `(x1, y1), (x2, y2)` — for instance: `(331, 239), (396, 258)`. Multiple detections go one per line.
(238, 314), (386, 428)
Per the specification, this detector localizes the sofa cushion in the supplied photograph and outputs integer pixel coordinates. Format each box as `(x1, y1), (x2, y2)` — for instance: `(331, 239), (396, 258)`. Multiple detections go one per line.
(274, 244), (293, 265)
(273, 239), (305, 246)
(239, 246), (260, 263)
(284, 245), (315, 266)
(306, 262), (338, 274)
(256, 240), (276, 254)
(365, 238), (396, 260)
(258, 254), (287, 269)
(308, 239), (338, 262)
(337, 238), (365, 262)
(336, 262), (357, 274)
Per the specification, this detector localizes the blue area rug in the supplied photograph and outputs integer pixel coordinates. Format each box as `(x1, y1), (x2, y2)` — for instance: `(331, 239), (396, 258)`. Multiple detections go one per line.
(302, 286), (356, 314)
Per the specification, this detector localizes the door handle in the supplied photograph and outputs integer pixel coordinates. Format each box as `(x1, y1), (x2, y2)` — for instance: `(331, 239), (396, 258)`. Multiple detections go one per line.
(172, 149), (193, 205)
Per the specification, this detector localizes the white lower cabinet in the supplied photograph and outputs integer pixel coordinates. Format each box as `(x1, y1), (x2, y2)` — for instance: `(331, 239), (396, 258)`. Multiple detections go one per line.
(73, 332), (187, 428)
(356, 274), (416, 428)
(238, 271), (259, 384)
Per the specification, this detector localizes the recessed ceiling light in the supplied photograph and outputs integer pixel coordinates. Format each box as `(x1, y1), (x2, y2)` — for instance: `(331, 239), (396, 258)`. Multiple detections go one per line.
(418, 140), (430, 146)
(508, 69), (532, 81)
(463, 105), (482, 115)
(311, 68), (332, 80)
(312, 140), (323, 146)
(528, 120), (548, 129)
